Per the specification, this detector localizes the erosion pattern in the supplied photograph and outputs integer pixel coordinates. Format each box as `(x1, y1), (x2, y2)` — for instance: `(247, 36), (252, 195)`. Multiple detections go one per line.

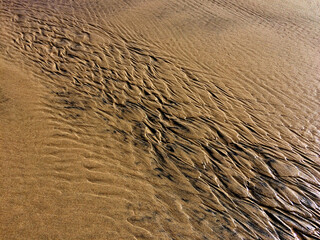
(0, 0), (320, 239)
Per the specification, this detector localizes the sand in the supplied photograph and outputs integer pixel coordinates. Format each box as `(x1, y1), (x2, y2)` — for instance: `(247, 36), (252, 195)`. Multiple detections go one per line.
(0, 0), (319, 239)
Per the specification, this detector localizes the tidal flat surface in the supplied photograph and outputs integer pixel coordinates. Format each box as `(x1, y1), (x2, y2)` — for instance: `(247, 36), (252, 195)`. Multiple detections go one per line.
(0, 0), (320, 239)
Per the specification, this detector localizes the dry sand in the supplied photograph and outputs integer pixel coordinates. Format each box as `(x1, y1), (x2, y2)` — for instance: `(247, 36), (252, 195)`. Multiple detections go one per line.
(0, 0), (320, 239)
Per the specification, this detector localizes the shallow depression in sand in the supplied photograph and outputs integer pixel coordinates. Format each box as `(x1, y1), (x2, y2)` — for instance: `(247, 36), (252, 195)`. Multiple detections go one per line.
(0, 0), (320, 239)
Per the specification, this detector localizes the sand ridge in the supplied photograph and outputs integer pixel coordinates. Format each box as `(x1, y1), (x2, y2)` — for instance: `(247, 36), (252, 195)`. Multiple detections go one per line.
(0, 0), (320, 239)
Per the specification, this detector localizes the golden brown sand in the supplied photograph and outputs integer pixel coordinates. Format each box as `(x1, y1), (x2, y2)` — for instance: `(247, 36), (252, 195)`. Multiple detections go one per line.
(0, 0), (320, 239)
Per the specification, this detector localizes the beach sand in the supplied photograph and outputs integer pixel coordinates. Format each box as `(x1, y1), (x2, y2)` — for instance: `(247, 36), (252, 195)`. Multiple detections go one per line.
(0, 0), (319, 239)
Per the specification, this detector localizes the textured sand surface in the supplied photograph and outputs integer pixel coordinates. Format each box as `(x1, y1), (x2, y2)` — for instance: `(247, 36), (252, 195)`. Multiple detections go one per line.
(0, 0), (320, 239)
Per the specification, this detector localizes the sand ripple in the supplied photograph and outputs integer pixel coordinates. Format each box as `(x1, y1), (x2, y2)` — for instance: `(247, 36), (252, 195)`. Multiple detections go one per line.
(0, 0), (319, 239)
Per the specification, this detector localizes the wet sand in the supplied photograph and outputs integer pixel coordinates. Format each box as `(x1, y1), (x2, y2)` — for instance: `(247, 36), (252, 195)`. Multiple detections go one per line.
(0, 0), (320, 239)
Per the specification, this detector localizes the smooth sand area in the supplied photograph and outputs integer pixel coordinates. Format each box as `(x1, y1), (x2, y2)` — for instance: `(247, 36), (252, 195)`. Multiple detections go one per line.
(0, 0), (319, 239)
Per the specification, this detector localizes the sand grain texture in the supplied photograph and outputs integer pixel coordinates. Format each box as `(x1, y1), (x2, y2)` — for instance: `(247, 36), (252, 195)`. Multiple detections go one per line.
(0, 0), (320, 239)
